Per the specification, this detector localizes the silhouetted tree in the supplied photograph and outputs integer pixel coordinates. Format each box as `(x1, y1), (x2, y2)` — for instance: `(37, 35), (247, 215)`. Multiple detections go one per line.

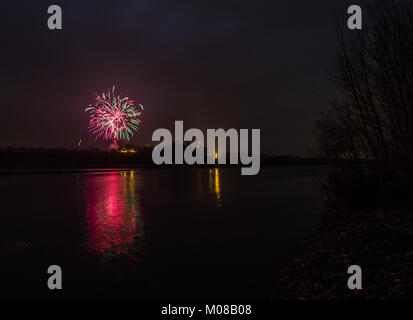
(317, 0), (413, 188)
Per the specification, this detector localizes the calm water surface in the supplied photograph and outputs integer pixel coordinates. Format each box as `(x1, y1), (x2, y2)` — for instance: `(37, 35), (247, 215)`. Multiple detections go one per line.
(0, 167), (329, 299)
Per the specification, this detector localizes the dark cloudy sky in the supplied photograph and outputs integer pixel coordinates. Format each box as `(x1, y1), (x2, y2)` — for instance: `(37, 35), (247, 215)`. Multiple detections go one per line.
(0, 0), (368, 155)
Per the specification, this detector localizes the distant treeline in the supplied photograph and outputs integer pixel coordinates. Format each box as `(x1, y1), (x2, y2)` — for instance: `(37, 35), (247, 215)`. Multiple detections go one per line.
(0, 147), (154, 169)
(0, 147), (364, 170)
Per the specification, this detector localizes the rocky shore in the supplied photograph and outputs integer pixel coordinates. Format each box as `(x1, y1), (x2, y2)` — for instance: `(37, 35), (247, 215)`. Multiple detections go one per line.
(274, 209), (413, 299)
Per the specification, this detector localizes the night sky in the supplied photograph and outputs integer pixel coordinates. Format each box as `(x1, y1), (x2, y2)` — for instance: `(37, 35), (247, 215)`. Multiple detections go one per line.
(0, 0), (367, 155)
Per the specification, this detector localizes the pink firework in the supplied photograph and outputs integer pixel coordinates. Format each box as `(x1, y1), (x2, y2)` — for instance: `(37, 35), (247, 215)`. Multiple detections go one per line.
(85, 86), (143, 145)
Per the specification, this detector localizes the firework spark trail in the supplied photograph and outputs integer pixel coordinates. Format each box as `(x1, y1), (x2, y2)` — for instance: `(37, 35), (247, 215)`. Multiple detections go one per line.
(85, 86), (143, 144)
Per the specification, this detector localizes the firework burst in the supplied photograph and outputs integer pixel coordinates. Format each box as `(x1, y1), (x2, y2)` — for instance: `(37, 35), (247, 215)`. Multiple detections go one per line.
(85, 86), (143, 146)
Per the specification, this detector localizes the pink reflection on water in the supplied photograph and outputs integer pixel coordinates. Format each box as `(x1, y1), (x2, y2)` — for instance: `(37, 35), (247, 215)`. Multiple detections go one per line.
(84, 171), (143, 261)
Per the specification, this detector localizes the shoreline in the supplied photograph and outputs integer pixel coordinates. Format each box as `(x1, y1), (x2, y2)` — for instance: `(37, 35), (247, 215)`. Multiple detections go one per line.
(0, 163), (351, 176)
(274, 208), (413, 299)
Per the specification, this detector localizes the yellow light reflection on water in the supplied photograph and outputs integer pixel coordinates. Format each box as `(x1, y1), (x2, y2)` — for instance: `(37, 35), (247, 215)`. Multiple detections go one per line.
(209, 168), (222, 207)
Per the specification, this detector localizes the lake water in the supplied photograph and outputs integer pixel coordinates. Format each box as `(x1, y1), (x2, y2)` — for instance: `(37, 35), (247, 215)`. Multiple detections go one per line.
(0, 167), (329, 299)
